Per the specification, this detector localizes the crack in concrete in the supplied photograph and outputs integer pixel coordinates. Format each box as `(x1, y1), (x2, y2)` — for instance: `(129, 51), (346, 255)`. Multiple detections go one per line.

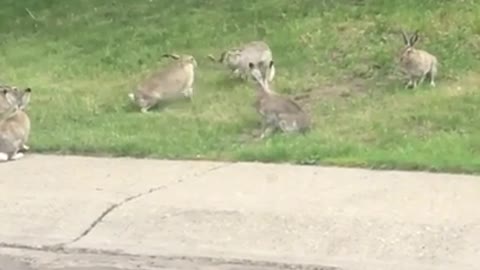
(0, 244), (341, 270)
(61, 162), (234, 246)
(16, 162), (229, 250)
(0, 163), (234, 255)
(0, 161), (341, 269)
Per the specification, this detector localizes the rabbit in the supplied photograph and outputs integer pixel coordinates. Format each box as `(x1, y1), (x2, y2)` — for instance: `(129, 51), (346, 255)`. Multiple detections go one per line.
(208, 40), (275, 83)
(6, 86), (32, 151)
(0, 87), (32, 162)
(128, 53), (198, 113)
(0, 85), (31, 152)
(399, 29), (438, 89)
(248, 61), (310, 139)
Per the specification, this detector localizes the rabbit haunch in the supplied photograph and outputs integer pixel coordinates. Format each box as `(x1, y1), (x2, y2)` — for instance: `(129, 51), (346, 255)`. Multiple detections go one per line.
(248, 61), (310, 139)
(129, 53), (197, 113)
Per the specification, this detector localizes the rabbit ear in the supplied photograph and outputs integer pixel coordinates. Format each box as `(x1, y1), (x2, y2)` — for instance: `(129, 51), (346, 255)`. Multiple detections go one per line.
(249, 62), (268, 91)
(162, 53), (180, 60)
(19, 88), (32, 110)
(264, 61), (275, 84)
(207, 54), (218, 62)
(260, 61), (275, 92)
(217, 51), (229, 63)
(401, 29), (410, 45)
(3, 90), (17, 107)
(410, 30), (419, 46)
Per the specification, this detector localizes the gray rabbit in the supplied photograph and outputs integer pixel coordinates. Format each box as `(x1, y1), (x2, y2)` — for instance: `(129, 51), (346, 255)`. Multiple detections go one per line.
(209, 41), (275, 82)
(248, 61), (310, 139)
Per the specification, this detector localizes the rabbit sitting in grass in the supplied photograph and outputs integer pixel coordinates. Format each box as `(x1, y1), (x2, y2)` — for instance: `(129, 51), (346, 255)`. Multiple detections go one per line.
(128, 53), (198, 113)
(248, 61), (310, 139)
(399, 29), (438, 89)
(0, 86), (32, 162)
(208, 41), (275, 83)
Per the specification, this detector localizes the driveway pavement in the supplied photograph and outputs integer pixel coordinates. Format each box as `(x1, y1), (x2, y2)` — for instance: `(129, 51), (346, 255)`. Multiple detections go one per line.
(1, 154), (479, 270)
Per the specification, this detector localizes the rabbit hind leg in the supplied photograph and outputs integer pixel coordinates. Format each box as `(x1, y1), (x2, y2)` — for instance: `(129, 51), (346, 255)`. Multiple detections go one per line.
(259, 118), (277, 139)
(11, 152), (24, 160)
(427, 66), (437, 87)
(405, 75), (416, 89)
(0, 152), (8, 162)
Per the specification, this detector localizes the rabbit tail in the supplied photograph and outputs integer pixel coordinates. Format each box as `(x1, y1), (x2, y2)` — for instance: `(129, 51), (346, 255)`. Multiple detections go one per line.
(128, 93), (135, 102)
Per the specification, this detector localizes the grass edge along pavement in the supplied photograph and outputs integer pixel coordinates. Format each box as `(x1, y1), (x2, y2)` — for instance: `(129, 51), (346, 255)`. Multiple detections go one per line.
(1, 0), (480, 174)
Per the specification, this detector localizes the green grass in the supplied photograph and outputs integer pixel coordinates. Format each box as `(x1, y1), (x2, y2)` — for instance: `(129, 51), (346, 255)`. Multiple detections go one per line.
(1, 0), (480, 173)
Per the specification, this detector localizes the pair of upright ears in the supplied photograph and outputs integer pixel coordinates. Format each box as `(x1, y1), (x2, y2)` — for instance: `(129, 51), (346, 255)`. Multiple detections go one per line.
(248, 61), (275, 69)
(1, 88), (31, 95)
(402, 30), (419, 46)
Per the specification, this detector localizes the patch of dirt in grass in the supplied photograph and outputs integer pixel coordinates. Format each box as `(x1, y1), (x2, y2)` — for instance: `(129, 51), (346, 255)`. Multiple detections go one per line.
(290, 77), (373, 111)
(236, 76), (376, 142)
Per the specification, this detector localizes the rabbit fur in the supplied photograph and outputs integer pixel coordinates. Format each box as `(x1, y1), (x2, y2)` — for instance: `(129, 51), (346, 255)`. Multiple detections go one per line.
(399, 30), (438, 89)
(0, 85), (30, 152)
(209, 41), (275, 83)
(0, 86), (32, 161)
(128, 53), (198, 113)
(248, 61), (310, 139)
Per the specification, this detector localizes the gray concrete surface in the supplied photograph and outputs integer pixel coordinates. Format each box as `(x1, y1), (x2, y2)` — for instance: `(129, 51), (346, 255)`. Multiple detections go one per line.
(0, 255), (34, 270)
(1, 154), (479, 270)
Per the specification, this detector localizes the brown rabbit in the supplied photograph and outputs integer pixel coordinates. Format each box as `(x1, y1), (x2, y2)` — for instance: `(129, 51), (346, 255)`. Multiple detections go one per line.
(0, 85), (31, 152)
(399, 29), (438, 89)
(248, 61), (310, 139)
(0, 87), (32, 161)
(128, 53), (198, 113)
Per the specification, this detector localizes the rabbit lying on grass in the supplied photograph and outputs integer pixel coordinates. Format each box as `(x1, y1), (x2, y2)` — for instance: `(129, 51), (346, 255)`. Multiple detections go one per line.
(0, 86), (32, 162)
(399, 30), (438, 89)
(248, 61), (310, 139)
(129, 53), (198, 113)
(208, 41), (275, 83)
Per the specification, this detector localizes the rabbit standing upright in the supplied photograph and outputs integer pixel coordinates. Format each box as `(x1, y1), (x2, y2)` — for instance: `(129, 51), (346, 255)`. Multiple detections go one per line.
(399, 30), (438, 89)
(248, 61), (310, 139)
(0, 86), (32, 162)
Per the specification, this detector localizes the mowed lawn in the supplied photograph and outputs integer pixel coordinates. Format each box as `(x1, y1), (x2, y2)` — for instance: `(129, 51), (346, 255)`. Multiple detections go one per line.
(1, 0), (480, 173)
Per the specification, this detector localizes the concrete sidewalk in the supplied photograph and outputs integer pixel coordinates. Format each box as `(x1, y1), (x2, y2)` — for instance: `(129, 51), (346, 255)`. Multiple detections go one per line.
(1, 154), (479, 270)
